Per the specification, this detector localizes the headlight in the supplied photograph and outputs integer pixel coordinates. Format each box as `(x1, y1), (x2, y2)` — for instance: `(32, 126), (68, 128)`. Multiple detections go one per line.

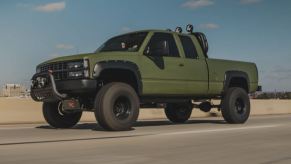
(66, 59), (90, 78)
(67, 61), (84, 69)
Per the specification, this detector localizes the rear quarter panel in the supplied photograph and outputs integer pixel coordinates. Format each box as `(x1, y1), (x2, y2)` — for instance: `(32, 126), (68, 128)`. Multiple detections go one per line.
(207, 58), (258, 94)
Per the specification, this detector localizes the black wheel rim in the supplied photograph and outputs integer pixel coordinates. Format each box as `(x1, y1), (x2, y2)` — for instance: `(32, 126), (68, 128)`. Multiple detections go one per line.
(176, 106), (190, 118)
(113, 96), (131, 120)
(235, 98), (246, 115)
(57, 101), (78, 116)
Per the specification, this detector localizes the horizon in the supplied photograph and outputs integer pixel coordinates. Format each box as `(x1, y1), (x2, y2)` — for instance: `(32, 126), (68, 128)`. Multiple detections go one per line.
(1, 0), (291, 91)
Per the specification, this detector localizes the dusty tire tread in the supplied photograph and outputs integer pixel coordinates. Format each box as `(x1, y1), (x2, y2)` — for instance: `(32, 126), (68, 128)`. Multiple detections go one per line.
(164, 103), (192, 123)
(221, 87), (250, 124)
(43, 102), (82, 128)
(94, 82), (140, 131)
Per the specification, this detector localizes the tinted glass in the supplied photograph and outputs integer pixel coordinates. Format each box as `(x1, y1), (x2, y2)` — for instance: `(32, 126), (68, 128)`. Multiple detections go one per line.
(179, 35), (198, 59)
(98, 32), (148, 52)
(146, 33), (179, 57)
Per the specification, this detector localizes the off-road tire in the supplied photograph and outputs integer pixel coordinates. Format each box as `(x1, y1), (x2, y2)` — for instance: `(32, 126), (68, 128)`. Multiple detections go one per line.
(221, 87), (250, 124)
(43, 101), (82, 128)
(94, 82), (140, 131)
(164, 103), (192, 123)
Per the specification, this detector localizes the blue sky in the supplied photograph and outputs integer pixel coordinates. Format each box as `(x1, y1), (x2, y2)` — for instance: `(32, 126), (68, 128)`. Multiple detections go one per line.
(0, 0), (291, 91)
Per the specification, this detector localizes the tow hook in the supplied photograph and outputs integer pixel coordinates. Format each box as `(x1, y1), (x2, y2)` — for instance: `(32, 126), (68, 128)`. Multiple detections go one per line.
(48, 70), (68, 100)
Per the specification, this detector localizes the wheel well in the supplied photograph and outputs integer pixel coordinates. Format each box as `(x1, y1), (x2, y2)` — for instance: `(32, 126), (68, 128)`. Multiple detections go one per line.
(97, 69), (140, 94)
(228, 77), (249, 92)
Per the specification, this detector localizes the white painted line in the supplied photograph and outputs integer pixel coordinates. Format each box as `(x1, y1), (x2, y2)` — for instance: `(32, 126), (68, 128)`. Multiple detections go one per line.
(158, 124), (281, 136)
(0, 124), (284, 134)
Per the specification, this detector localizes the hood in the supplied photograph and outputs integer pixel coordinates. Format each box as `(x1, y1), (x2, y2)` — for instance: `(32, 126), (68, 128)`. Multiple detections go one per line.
(37, 51), (138, 68)
(38, 53), (96, 66)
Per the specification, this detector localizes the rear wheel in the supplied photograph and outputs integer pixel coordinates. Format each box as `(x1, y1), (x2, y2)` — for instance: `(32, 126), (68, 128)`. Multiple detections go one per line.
(43, 101), (82, 128)
(94, 83), (140, 131)
(221, 87), (250, 124)
(164, 103), (192, 123)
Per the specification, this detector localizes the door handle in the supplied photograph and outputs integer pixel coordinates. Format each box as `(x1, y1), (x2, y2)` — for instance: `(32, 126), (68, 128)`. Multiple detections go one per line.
(179, 63), (184, 67)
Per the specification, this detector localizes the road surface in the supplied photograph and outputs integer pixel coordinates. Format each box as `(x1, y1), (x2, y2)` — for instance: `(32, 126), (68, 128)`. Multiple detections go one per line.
(0, 115), (291, 164)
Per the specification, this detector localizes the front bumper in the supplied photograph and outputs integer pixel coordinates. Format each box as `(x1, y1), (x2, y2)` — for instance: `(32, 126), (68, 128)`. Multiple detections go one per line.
(31, 73), (97, 102)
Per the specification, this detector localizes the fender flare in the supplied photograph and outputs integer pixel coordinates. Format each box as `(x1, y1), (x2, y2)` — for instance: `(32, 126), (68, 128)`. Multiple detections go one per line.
(93, 60), (142, 94)
(223, 71), (250, 92)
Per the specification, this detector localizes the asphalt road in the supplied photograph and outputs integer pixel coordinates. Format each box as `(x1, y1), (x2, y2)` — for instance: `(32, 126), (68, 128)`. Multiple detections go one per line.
(0, 115), (291, 164)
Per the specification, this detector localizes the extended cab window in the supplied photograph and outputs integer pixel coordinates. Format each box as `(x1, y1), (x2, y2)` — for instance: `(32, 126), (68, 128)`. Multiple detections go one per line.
(179, 35), (198, 59)
(98, 32), (148, 52)
(145, 33), (180, 57)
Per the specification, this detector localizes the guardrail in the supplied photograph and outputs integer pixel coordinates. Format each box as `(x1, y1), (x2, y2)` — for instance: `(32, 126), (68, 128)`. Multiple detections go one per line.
(0, 98), (291, 124)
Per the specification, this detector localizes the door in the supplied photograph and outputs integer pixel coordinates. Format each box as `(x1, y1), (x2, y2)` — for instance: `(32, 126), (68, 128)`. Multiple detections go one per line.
(177, 34), (209, 96)
(139, 32), (190, 95)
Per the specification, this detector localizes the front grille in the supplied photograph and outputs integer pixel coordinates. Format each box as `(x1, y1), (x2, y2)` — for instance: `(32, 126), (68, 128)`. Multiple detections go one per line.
(39, 60), (83, 80)
(40, 62), (67, 73)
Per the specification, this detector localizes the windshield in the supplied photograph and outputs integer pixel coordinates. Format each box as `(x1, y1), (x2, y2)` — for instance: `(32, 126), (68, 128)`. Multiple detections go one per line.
(97, 32), (148, 52)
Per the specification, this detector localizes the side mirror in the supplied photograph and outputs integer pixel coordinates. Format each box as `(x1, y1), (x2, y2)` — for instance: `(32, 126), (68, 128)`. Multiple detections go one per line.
(147, 40), (169, 56)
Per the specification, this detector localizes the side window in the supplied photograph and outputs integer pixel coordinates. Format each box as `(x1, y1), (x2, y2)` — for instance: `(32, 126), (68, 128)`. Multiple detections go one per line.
(145, 33), (180, 57)
(179, 35), (198, 59)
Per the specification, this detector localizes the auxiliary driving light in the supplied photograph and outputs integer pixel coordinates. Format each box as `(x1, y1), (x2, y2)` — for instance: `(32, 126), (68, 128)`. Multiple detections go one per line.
(186, 24), (194, 33)
(175, 27), (182, 33)
(36, 77), (47, 88)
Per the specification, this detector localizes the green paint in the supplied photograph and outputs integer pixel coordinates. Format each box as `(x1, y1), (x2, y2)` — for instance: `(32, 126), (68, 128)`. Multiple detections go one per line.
(37, 30), (259, 97)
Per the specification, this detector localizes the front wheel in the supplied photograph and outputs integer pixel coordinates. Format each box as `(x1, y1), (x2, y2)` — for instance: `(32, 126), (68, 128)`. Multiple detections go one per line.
(43, 101), (82, 128)
(221, 87), (250, 124)
(164, 103), (192, 123)
(94, 83), (140, 131)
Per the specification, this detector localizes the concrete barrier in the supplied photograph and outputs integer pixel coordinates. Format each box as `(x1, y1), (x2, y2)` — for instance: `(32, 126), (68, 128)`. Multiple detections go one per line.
(0, 98), (290, 124)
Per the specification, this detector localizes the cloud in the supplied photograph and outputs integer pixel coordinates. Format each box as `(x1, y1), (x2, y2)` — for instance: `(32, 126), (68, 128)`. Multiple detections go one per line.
(35, 1), (65, 12)
(56, 44), (74, 50)
(240, 0), (263, 5)
(260, 67), (291, 91)
(16, 3), (32, 8)
(181, 0), (214, 9)
(262, 67), (291, 82)
(198, 23), (220, 29)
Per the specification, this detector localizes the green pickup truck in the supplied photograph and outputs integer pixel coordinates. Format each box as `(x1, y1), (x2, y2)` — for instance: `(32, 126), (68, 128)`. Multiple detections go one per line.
(31, 25), (259, 131)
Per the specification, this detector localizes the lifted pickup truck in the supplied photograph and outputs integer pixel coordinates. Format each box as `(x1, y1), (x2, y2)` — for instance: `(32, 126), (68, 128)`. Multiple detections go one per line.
(31, 25), (259, 131)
